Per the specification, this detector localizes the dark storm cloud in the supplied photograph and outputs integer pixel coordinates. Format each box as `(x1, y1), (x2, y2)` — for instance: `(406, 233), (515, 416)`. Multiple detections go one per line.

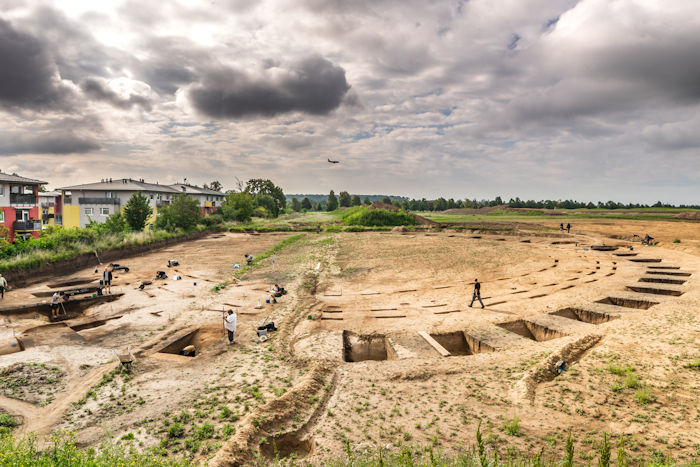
(0, 134), (100, 155)
(187, 56), (350, 118)
(132, 37), (201, 94)
(81, 78), (152, 111)
(0, 17), (75, 111)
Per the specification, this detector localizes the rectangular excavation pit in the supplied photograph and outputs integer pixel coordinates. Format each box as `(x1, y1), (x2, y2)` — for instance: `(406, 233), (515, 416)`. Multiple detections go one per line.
(629, 258), (662, 263)
(550, 308), (619, 324)
(639, 277), (687, 285)
(157, 325), (222, 357)
(497, 320), (567, 342)
(429, 332), (496, 356)
(595, 297), (658, 309)
(646, 271), (691, 277)
(626, 285), (683, 296)
(343, 331), (392, 362)
(647, 266), (680, 270)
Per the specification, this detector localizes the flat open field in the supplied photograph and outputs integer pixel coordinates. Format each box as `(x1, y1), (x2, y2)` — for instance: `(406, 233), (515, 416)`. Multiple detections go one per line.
(0, 219), (698, 465)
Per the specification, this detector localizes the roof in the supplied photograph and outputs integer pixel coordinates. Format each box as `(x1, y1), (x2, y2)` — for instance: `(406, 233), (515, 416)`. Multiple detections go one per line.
(0, 172), (47, 184)
(58, 178), (180, 193)
(169, 183), (224, 196)
(39, 191), (62, 197)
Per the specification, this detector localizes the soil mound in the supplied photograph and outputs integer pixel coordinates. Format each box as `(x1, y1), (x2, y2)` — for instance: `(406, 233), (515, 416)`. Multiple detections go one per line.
(674, 211), (700, 220)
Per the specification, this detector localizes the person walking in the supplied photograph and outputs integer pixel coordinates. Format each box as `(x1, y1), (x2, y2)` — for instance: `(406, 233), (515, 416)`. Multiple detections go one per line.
(0, 274), (7, 299)
(566, 223), (571, 233)
(103, 265), (113, 294)
(50, 292), (61, 320)
(224, 309), (237, 344)
(469, 278), (484, 309)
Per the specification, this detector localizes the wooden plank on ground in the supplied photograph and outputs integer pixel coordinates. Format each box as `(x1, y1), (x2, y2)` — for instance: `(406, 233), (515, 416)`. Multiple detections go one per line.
(418, 331), (451, 357)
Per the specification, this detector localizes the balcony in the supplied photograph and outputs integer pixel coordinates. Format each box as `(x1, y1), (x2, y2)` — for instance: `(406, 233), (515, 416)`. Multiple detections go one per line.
(40, 202), (56, 207)
(10, 193), (37, 205)
(78, 197), (121, 205)
(42, 213), (55, 220)
(14, 220), (42, 231)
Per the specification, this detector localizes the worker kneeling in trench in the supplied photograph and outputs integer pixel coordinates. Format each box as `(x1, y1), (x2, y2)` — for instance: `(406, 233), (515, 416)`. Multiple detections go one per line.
(180, 345), (196, 357)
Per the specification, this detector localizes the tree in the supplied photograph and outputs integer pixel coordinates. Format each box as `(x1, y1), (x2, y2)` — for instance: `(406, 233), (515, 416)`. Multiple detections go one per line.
(204, 181), (223, 192)
(221, 192), (254, 222)
(104, 212), (127, 233)
(301, 197), (313, 210)
(363, 197), (371, 205)
(351, 195), (361, 206)
(315, 201), (324, 211)
(338, 191), (351, 207)
(327, 190), (338, 211)
(254, 194), (277, 217)
(244, 179), (285, 215)
(123, 192), (152, 231)
(290, 197), (301, 212)
(381, 197), (392, 205)
(156, 194), (201, 231)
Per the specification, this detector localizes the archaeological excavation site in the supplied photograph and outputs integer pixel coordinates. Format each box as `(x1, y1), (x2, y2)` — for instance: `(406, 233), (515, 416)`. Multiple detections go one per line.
(0, 222), (698, 465)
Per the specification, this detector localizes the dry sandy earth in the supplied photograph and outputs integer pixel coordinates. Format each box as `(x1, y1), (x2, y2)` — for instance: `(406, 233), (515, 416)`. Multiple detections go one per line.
(0, 223), (698, 465)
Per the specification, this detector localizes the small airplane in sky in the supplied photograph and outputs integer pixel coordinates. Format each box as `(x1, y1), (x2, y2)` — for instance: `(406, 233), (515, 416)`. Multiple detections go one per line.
(327, 158), (340, 164)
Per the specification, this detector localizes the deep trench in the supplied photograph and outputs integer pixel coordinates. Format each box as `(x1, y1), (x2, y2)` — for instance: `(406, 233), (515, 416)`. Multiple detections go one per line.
(626, 285), (683, 296)
(595, 296), (658, 309)
(550, 308), (618, 324)
(429, 332), (496, 356)
(497, 320), (567, 342)
(639, 277), (687, 285)
(343, 331), (392, 362)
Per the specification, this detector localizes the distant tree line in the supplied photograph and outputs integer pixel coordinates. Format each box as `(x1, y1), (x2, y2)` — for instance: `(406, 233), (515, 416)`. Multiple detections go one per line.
(286, 193), (699, 212)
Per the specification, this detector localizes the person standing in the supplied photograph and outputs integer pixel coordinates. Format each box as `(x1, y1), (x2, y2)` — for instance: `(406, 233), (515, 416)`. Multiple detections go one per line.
(50, 292), (61, 320)
(469, 278), (484, 309)
(566, 223), (571, 233)
(224, 309), (237, 344)
(0, 274), (7, 299)
(103, 265), (113, 294)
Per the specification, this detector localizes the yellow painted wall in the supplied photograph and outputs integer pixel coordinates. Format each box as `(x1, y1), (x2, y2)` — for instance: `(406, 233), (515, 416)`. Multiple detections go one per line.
(63, 205), (80, 228)
(48, 206), (55, 226)
(205, 201), (213, 207)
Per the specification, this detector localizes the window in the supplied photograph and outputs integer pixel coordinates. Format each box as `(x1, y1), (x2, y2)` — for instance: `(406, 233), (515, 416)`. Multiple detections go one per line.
(100, 207), (110, 216)
(85, 208), (94, 215)
(0, 212), (4, 222)
(0, 186), (4, 195)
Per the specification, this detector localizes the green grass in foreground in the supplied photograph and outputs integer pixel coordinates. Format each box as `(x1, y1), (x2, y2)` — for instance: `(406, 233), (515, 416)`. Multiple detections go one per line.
(214, 233), (305, 290)
(1, 425), (695, 466)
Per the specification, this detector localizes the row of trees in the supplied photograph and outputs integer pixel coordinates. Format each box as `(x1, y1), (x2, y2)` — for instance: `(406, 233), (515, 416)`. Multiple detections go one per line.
(287, 192), (700, 212)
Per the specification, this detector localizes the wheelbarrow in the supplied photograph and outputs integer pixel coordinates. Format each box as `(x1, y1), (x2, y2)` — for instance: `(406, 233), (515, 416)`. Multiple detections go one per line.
(113, 347), (134, 370)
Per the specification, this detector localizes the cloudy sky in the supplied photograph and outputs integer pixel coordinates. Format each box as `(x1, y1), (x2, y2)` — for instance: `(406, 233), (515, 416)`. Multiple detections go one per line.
(1, 0), (699, 203)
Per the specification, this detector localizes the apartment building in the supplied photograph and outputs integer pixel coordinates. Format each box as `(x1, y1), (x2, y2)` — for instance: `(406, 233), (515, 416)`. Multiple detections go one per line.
(169, 183), (224, 215)
(58, 178), (181, 228)
(0, 171), (47, 241)
(39, 191), (63, 229)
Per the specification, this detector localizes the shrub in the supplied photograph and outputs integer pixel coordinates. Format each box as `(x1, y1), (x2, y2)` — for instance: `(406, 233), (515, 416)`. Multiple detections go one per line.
(634, 387), (655, 404)
(167, 422), (186, 438)
(673, 238), (681, 243)
(502, 415), (520, 436)
(624, 372), (641, 389)
(0, 413), (18, 428)
(156, 194), (201, 231)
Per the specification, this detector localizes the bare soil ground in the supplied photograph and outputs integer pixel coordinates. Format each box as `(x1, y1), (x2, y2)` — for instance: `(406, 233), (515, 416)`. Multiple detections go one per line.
(0, 224), (698, 465)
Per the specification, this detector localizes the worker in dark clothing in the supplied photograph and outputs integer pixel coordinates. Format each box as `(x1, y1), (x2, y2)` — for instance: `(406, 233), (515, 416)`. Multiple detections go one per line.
(566, 223), (571, 233)
(469, 278), (484, 309)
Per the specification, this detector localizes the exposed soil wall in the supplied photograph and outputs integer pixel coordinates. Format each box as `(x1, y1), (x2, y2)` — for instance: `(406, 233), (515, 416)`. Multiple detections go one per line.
(3, 231), (210, 288)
